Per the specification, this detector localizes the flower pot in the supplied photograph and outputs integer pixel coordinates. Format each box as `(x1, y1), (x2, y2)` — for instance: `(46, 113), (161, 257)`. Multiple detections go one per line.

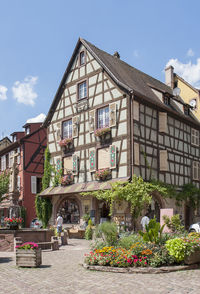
(16, 248), (42, 267)
(184, 249), (200, 265)
(7, 223), (19, 230)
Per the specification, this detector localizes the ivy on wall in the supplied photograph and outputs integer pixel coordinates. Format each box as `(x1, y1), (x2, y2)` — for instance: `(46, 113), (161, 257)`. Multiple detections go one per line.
(35, 147), (53, 228)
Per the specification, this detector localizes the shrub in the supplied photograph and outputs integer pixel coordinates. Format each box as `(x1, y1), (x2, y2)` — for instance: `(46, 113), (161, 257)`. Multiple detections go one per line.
(149, 246), (175, 267)
(85, 220), (93, 240)
(139, 218), (165, 245)
(163, 214), (185, 233)
(118, 234), (143, 250)
(95, 222), (118, 246)
(165, 238), (186, 262)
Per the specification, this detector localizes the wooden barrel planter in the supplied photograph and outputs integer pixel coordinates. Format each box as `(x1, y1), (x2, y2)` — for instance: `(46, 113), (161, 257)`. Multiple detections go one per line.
(16, 249), (42, 267)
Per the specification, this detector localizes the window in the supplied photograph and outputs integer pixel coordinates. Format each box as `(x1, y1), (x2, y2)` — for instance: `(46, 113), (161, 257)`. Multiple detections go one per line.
(62, 120), (72, 138)
(17, 176), (21, 191)
(163, 96), (170, 105)
(184, 105), (190, 115)
(193, 161), (200, 180)
(31, 176), (42, 194)
(1, 155), (6, 171)
(78, 81), (87, 100)
(26, 127), (30, 135)
(79, 51), (85, 66)
(191, 128), (199, 146)
(13, 135), (16, 142)
(98, 106), (109, 128)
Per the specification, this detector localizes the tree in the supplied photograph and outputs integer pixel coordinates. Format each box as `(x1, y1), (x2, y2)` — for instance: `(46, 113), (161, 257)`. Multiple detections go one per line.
(82, 175), (168, 229)
(0, 171), (9, 203)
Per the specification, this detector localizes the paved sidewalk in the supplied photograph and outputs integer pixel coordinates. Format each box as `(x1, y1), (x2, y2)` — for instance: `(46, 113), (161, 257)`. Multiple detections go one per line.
(0, 239), (200, 294)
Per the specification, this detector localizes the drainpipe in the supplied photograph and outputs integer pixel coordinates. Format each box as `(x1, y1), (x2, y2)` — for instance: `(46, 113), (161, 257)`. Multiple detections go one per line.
(129, 90), (134, 179)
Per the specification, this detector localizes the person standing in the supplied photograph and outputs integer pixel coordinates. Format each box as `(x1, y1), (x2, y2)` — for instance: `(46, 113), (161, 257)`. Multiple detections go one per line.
(56, 213), (63, 237)
(141, 214), (150, 232)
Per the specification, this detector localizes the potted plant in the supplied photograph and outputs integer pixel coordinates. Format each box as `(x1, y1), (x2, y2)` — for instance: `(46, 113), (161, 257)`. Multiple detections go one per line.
(61, 171), (74, 186)
(94, 127), (111, 140)
(4, 217), (23, 230)
(15, 242), (42, 267)
(59, 137), (73, 148)
(94, 168), (111, 181)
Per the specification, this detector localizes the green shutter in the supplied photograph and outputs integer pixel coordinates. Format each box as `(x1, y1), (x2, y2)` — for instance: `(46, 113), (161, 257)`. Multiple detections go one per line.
(110, 145), (117, 169)
(56, 157), (62, 171)
(89, 149), (96, 172)
(72, 154), (78, 175)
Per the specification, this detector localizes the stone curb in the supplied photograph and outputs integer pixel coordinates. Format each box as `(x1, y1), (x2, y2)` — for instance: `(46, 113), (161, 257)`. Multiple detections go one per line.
(82, 263), (199, 274)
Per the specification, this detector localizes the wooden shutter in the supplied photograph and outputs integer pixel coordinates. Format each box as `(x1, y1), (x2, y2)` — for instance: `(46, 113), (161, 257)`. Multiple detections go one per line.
(134, 142), (140, 165)
(56, 157), (62, 171)
(110, 145), (117, 169)
(109, 103), (117, 127)
(31, 176), (37, 194)
(72, 116), (78, 138)
(98, 148), (110, 169)
(89, 148), (96, 172)
(159, 150), (168, 171)
(72, 154), (79, 175)
(133, 101), (139, 121)
(64, 156), (72, 172)
(56, 122), (61, 141)
(159, 112), (167, 133)
(89, 109), (95, 133)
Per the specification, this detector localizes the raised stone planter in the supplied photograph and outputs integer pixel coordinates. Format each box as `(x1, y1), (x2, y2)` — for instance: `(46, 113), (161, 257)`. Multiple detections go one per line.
(16, 249), (42, 267)
(184, 249), (200, 265)
(83, 263), (199, 274)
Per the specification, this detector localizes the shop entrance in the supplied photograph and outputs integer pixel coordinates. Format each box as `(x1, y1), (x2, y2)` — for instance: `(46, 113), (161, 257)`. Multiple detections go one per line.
(58, 198), (80, 224)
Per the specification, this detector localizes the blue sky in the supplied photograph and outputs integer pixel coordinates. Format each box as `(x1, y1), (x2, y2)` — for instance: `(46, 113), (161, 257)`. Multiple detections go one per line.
(0, 0), (200, 138)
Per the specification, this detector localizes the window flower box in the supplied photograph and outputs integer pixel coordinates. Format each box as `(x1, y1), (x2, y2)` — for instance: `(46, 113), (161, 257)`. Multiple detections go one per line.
(15, 242), (42, 267)
(4, 217), (23, 230)
(94, 168), (111, 181)
(94, 127), (111, 138)
(59, 138), (73, 148)
(61, 171), (74, 186)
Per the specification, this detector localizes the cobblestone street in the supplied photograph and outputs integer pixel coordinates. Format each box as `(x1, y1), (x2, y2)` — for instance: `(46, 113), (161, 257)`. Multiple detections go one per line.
(0, 239), (200, 294)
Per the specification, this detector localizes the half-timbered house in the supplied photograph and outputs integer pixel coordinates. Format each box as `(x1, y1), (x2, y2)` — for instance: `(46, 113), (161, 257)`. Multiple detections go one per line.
(0, 123), (46, 226)
(41, 38), (200, 228)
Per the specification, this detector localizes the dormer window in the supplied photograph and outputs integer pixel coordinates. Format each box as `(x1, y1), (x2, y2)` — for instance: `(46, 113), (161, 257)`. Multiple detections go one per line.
(13, 135), (17, 142)
(163, 96), (170, 105)
(26, 127), (30, 135)
(184, 105), (190, 115)
(79, 51), (85, 66)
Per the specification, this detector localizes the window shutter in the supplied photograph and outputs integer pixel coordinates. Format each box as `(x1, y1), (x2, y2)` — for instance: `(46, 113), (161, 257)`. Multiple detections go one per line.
(159, 112), (168, 133)
(56, 157), (62, 171)
(133, 101), (139, 121)
(134, 142), (140, 165)
(89, 148), (96, 172)
(160, 150), (168, 171)
(192, 161), (200, 180)
(72, 116), (78, 138)
(31, 176), (37, 194)
(109, 103), (117, 127)
(17, 154), (20, 165)
(110, 145), (117, 169)
(56, 122), (61, 141)
(72, 154), (79, 175)
(89, 109), (95, 133)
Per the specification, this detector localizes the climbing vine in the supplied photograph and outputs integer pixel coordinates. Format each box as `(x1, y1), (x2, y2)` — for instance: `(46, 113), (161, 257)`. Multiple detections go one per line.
(82, 175), (169, 226)
(35, 147), (53, 228)
(0, 171), (10, 203)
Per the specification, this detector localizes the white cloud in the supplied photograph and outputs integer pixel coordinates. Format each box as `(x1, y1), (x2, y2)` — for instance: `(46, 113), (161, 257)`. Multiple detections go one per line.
(187, 48), (194, 57)
(133, 50), (139, 58)
(12, 76), (38, 106)
(0, 85), (8, 100)
(26, 113), (46, 123)
(165, 58), (200, 88)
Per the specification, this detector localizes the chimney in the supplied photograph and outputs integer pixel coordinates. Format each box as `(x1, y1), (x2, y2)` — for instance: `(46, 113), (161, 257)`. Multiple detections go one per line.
(113, 51), (120, 59)
(165, 65), (174, 88)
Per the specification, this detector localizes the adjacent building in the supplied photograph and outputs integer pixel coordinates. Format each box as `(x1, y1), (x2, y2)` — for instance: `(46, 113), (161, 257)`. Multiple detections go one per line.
(0, 123), (46, 226)
(40, 38), (200, 228)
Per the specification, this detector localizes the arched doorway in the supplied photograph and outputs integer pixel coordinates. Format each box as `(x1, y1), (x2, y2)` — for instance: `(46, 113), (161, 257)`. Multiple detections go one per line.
(57, 198), (80, 224)
(147, 195), (162, 222)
